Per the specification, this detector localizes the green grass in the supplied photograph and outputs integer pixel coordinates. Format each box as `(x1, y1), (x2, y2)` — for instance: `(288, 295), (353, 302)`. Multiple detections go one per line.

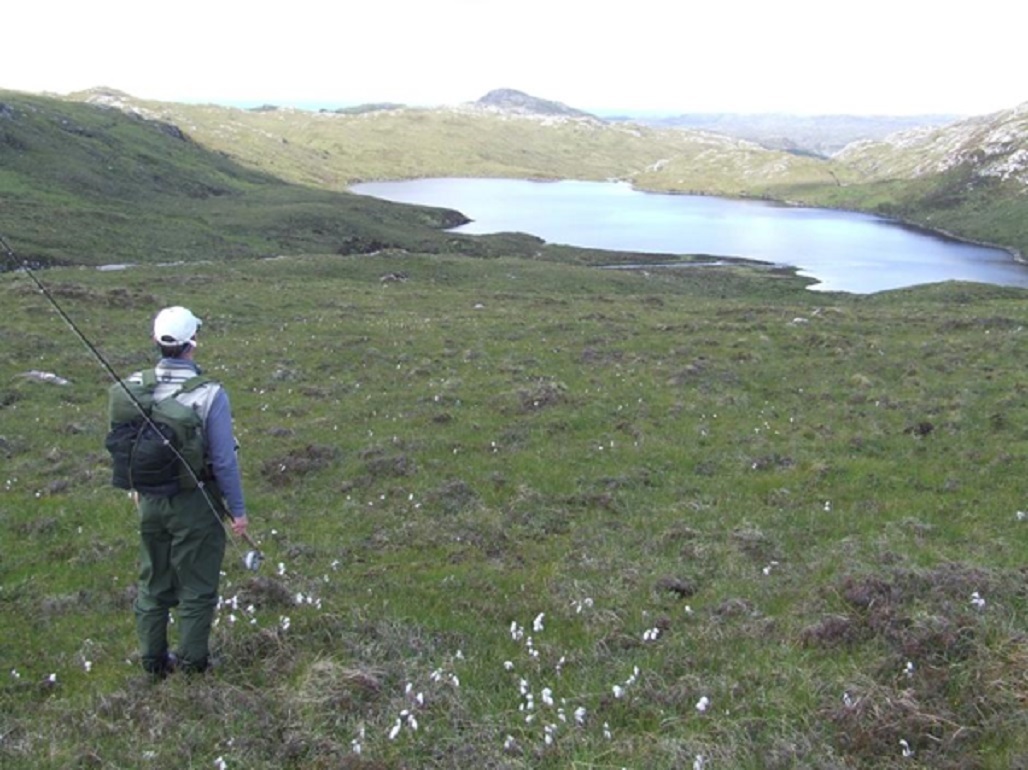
(0, 92), (495, 266)
(2, 254), (1028, 768)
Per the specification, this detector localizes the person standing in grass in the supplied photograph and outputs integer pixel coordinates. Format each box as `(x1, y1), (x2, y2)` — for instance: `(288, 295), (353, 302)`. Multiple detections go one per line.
(129, 306), (249, 677)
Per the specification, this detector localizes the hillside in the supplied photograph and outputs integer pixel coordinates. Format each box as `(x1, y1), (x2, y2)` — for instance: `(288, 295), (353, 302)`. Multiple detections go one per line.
(624, 103), (1028, 257)
(469, 88), (598, 119)
(610, 112), (963, 157)
(799, 104), (1028, 255)
(834, 102), (1028, 184)
(0, 91), (496, 265)
(68, 88), (841, 196)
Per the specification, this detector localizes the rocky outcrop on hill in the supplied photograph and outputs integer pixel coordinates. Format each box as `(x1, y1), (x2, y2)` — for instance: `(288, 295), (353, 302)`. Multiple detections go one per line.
(470, 89), (597, 120)
(616, 113), (961, 157)
(836, 102), (1028, 186)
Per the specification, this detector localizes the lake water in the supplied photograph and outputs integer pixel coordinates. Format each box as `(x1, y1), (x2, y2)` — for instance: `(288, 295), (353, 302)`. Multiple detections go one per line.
(350, 178), (1028, 294)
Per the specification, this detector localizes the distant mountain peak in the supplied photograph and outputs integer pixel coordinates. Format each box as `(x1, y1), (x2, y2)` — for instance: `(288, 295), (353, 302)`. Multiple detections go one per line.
(472, 89), (596, 119)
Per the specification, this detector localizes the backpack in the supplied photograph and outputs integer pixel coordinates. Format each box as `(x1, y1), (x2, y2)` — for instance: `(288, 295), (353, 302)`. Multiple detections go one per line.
(105, 370), (212, 496)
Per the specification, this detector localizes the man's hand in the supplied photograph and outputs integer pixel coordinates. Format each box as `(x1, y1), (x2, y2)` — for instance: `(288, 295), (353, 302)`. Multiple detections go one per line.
(231, 514), (249, 537)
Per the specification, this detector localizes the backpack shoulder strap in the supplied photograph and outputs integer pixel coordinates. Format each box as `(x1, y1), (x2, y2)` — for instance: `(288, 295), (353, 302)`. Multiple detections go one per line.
(141, 369), (158, 389)
(178, 375), (213, 394)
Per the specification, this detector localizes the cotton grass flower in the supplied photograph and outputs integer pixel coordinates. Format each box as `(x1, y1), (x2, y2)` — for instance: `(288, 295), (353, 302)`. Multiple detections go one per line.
(970, 591), (986, 610)
(388, 719), (402, 741)
(386, 709), (420, 740)
(572, 597), (594, 613)
(625, 666), (639, 686)
(695, 696), (710, 712)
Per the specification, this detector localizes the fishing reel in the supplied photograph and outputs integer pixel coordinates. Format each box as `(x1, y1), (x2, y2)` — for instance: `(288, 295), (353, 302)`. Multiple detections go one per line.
(243, 548), (264, 572)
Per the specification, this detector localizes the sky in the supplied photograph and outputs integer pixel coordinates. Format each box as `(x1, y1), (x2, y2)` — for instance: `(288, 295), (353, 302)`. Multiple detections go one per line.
(6, 0), (1027, 116)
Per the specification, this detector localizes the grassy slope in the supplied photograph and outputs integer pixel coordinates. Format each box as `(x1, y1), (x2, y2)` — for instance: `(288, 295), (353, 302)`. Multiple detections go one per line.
(0, 91), (500, 265)
(770, 172), (1028, 258)
(77, 94), (844, 195)
(2, 256), (1027, 769)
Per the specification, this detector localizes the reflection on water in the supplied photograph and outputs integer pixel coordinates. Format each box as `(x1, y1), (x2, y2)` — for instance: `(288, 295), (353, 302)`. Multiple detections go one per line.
(351, 178), (1028, 294)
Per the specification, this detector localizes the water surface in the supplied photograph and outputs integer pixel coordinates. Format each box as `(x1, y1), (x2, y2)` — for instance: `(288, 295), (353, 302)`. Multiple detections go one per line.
(351, 178), (1028, 294)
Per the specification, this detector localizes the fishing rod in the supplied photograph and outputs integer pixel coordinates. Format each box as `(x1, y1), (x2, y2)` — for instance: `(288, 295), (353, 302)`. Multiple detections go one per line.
(0, 234), (263, 571)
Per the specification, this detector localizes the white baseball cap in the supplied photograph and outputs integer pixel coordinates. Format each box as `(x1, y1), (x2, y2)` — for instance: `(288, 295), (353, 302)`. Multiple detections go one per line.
(153, 306), (202, 347)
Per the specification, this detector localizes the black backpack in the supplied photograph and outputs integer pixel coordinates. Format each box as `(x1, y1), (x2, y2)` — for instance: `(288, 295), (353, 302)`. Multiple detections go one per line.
(105, 370), (212, 496)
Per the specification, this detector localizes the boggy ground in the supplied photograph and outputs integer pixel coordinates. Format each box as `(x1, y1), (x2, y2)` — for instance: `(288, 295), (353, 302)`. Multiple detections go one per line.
(1, 253), (1027, 768)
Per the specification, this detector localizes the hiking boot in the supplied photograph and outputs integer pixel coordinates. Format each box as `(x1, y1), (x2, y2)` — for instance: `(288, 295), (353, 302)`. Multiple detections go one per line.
(178, 655), (212, 675)
(142, 651), (178, 681)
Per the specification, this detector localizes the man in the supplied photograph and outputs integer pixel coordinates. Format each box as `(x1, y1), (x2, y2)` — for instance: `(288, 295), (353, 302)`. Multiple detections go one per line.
(132, 305), (248, 677)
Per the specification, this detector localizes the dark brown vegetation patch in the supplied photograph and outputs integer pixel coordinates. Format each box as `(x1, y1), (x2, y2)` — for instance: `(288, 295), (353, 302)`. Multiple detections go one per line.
(236, 576), (295, 609)
(654, 576), (697, 598)
(361, 449), (417, 479)
(260, 444), (339, 484)
(807, 562), (1027, 765)
(517, 378), (568, 412)
(13, 281), (156, 308)
(425, 478), (480, 516)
